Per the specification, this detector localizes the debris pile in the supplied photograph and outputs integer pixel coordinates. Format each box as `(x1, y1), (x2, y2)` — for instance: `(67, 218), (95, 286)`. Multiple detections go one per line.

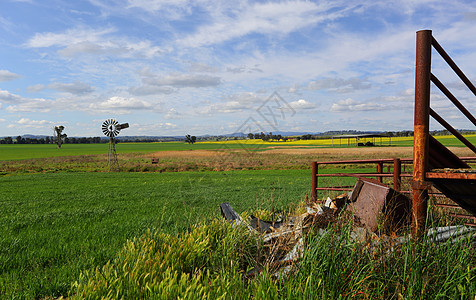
(220, 178), (476, 277)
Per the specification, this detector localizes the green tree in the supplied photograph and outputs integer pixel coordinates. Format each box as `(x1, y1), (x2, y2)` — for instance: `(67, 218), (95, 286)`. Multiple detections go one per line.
(53, 126), (67, 149)
(185, 134), (197, 144)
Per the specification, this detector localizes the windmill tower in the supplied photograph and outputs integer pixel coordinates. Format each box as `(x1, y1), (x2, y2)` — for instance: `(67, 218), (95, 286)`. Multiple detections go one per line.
(101, 119), (129, 172)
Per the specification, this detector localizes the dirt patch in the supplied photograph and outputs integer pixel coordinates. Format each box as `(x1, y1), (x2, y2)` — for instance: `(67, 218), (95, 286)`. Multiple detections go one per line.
(146, 146), (474, 160)
(145, 150), (225, 158)
(265, 145), (325, 149)
(450, 147), (476, 157)
(260, 146), (474, 158)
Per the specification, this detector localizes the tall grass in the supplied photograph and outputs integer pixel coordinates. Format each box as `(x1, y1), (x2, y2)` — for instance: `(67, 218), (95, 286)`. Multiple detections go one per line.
(285, 223), (475, 299)
(72, 220), (261, 299)
(70, 215), (475, 299)
(0, 170), (310, 298)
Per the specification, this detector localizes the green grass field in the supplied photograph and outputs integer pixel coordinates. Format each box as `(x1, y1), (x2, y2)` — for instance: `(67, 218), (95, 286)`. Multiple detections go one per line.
(0, 142), (245, 161)
(1, 169), (320, 298)
(1, 140), (474, 299)
(1, 134), (475, 161)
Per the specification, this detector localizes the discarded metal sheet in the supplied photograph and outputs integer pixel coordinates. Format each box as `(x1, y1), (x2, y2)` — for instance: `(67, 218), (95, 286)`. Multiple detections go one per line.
(426, 225), (476, 244)
(346, 178), (410, 233)
(249, 215), (283, 233)
(220, 202), (242, 222)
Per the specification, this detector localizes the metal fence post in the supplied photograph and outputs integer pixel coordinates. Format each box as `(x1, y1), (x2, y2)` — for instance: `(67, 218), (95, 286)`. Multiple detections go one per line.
(393, 158), (401, 191)
(376, 162), (383, 183)
(412, 29), (432, 236)
(312, 162), (318, 201)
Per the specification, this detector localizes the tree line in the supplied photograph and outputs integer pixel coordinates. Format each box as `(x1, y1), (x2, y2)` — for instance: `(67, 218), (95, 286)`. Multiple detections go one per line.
(247, 132), (288, 141)
(0, 136), (105, 144)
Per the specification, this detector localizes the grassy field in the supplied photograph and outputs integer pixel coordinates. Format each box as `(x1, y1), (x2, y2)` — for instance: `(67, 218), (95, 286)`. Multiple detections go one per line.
(0, 141), (475, 299)
(0, 142), (254, 161)
(1, 169), (327, 298)
(1, 134), (475, 161)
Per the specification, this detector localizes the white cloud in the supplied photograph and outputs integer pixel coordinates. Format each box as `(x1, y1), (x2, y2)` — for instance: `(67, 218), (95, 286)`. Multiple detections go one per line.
(135, 121), (179, 134)
(17, 118), (53, 125)
(129, 72), (221, 95)
(178, 1), (348, 47)
(188, 62), (219, 73)
(0, 89), (23, 103)
(330, 98), (387, 112)
(89, 96), (154, 114)
(27, 27), (115, 48)
(143, 73), (221, 88)
(27, 84), (45, 93)
(0, 89), (55, 112)
(308, 77), (371, 93)
(129, 85), (175, 96)
(288, 85), (301, 93)
(203, 92), (264, 113)
(226, 65), (263, 74)
(0, 70), (21, 81)
(164, 108), (181, 119)
(9, 118), (55, 130)
(47, 81), (93, 95)
(126, 0), (188, 11)
(289, 99), (315, 110)
(5, 99), (54, 113)
(26, 27), (165, 59)
(126, 0), (191, 19)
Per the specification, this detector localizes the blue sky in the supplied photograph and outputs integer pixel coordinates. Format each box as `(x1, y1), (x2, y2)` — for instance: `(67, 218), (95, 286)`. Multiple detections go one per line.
(0, 0), (475, 137)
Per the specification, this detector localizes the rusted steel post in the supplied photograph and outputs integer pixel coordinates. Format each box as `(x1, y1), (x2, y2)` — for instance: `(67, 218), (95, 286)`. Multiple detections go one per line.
(312, 162), (318, 201)
(393, 158), (401, 191)
(412, 30), (432, 236)
(376, 162), (383, 183)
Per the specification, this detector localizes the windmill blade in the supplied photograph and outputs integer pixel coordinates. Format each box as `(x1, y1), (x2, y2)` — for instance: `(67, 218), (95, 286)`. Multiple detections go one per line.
(102, 119), (128, 137)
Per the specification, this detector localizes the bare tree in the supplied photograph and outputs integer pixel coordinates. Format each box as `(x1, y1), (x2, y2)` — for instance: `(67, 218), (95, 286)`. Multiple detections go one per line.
(53, 126), (67, 149)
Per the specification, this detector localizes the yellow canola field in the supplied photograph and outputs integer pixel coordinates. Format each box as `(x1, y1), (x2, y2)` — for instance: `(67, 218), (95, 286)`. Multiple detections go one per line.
(204, 135), (416, 146)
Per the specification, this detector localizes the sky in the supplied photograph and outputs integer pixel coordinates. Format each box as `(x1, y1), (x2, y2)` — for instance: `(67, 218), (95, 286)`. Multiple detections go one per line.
(0, 0), (475, 137)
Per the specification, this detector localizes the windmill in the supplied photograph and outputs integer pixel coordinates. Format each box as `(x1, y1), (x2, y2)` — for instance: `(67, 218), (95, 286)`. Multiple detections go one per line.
(101, 119), (129, 172)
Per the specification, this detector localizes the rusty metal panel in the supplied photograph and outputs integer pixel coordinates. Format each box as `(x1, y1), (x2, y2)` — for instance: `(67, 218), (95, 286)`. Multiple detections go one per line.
(347, 178), (410, 233)
(427, 170), (476, 217)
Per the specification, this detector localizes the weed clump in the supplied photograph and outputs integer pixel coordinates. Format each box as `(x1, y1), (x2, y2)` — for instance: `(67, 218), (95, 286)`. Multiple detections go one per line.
(71, 219), (263, 299)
